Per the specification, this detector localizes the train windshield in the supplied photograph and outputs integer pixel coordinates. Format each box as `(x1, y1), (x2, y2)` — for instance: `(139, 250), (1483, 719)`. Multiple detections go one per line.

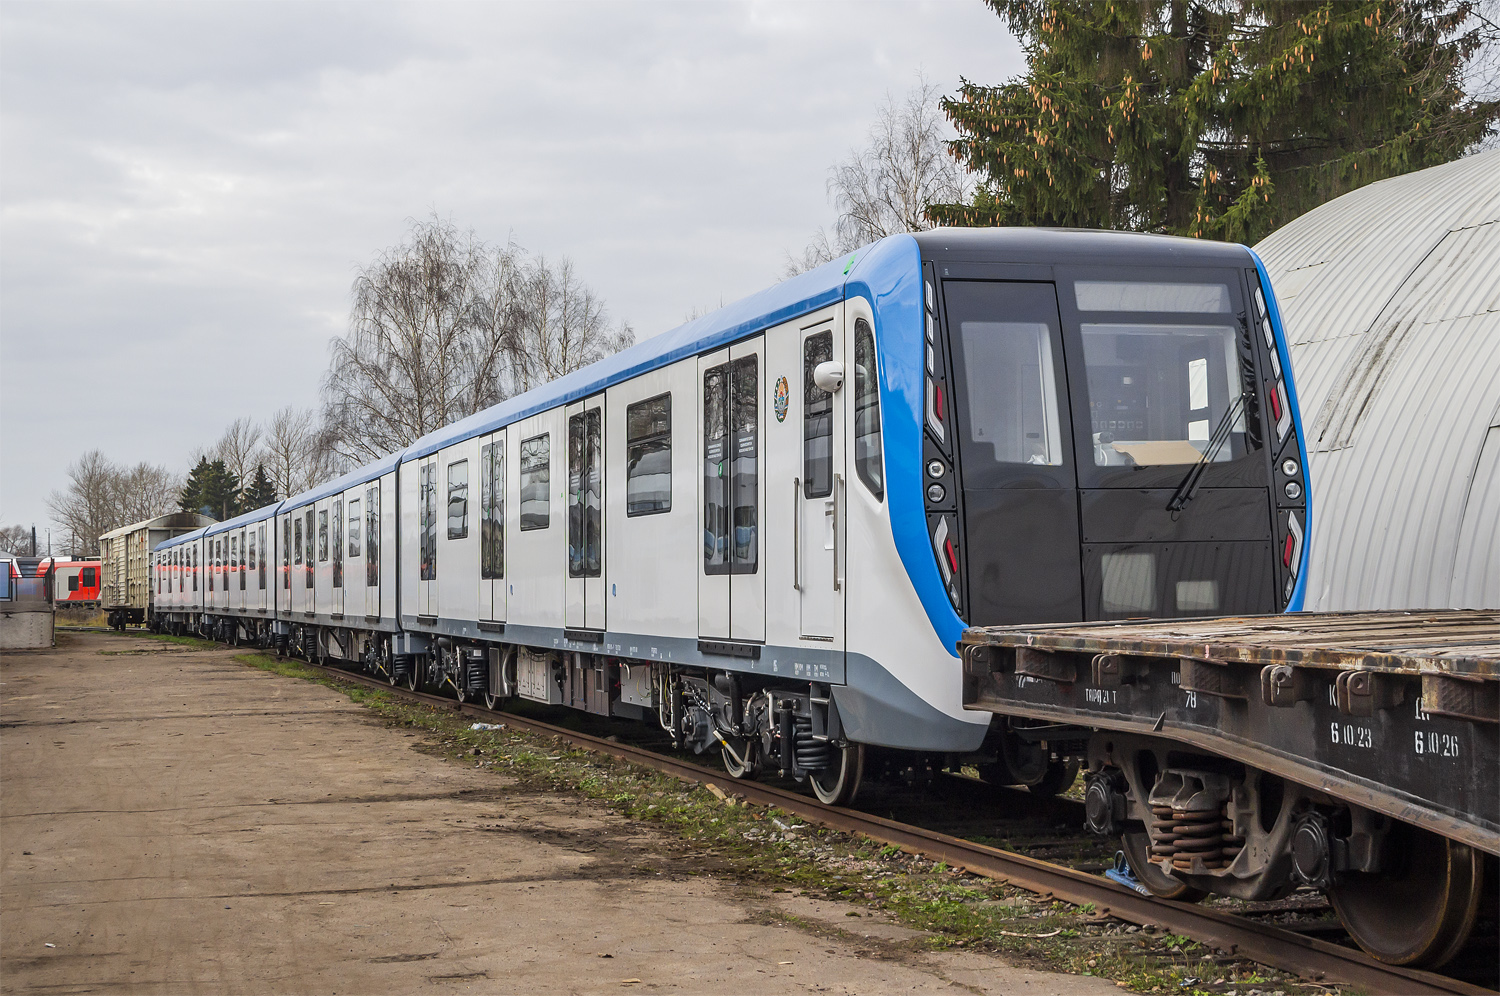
(1073, 280), (1252, 467)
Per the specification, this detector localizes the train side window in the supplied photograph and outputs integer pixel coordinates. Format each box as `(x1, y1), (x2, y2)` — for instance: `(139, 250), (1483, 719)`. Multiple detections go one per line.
(419, 463), (436, 581)
(239, 529), (247, 590)
(283, 518), (292, 590)
(447, 461), (469, 540)
(366, 486), (380, 587)
(208, 539), (215, 592)
(853, 318), (884, 500)
(332, 500), (343, 588)
(803, 332), (833, 499)
(69, 574), (79, 591)
(348, 499), (361, 558)
(568, 411), (603, 577)
(520, 434), (550, 531)
(192, 547), (198, 592)
(731, 356), (759, 573)
(703, 364), (730, 573)
(480, 442), (504, 579)
(83, 567), (96, 587)
(304, 510), (314, 584)
(317, 511), (329, 562)
(294, 520), (303, 566)
(258, 525), (266, 589)
(626, 394), (671, 516)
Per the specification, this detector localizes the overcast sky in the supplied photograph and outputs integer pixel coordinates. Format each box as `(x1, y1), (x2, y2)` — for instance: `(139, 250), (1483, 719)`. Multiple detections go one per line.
(0, 1), (1019, 541)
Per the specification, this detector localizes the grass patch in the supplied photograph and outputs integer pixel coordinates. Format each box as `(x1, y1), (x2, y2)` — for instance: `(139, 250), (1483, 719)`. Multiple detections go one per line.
(234, 651), (1336, 996)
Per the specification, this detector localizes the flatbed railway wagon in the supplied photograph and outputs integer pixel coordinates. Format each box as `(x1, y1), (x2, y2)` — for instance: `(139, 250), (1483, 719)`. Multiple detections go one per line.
(100, 512), (214, 629)
(960, 610), (1499, 968)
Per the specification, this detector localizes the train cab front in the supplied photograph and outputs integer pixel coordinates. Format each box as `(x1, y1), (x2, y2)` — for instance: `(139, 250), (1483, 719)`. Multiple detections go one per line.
(913, 229), (1308, 629)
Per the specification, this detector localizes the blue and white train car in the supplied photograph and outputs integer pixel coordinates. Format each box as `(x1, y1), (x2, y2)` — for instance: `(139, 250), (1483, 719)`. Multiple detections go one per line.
(274, 455), (400, 663)
(149, 229), (1308, 806)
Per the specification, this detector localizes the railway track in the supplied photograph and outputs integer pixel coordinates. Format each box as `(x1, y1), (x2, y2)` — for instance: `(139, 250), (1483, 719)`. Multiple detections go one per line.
(290, 655), (1493, 996)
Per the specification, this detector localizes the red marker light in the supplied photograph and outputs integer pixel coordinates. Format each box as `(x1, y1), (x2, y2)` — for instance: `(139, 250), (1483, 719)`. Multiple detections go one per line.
(1283, 533), (1295, 567)
(1268, 385), (1282, 421)
(944, 537), (959, 573)
(934, 384), (945, 422)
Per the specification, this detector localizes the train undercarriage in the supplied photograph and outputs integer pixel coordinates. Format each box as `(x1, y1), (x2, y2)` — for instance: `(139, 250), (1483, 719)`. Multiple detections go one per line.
(962, 610), (1500, 969)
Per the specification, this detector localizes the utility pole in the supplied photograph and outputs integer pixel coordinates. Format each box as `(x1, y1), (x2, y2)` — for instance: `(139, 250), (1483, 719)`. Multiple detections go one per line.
(30, 526), (37, 556)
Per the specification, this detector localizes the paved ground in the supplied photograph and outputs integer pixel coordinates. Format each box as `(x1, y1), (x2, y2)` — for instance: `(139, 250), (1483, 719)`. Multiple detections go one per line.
(1, 632), (1118, 995)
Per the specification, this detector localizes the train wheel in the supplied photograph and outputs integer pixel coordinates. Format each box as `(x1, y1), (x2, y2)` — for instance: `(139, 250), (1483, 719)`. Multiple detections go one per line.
(404, 656), (421, 692)
(1120, 831), (1209, 903)
(1329, 823), (1484, 967)
(809, 743), (864, 806)
(1031, 759), (1081, 797)
(721, 736), (760, 780)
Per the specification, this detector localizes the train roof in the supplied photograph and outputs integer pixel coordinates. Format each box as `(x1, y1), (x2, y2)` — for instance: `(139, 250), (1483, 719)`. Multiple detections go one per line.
(910, 226), (1254, 266)
(155, 527), (208, 552)
(203, 502), (283, 537)
(280, 451), (401, 511)
(401, 239), (894, 462)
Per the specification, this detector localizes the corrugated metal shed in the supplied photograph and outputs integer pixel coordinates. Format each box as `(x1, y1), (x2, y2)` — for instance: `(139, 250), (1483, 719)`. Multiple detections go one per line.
(1256, 149), (1500, 610)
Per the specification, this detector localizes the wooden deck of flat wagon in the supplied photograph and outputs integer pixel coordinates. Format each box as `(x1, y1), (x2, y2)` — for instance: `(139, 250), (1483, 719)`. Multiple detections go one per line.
(959, 610), (1498, 969)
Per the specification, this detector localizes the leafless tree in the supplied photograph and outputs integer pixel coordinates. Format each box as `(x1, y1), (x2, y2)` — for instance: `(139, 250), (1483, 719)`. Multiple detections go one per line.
(321, 217), (633, 463)
(321, 217), (529, 465)
(44, 450), (181, 556)
(261, 406), (340, 499)
(786, 76), (976, 276)
(510, 255), (635, 393)
(212, 417), (263, 486)
(0, 524), (32, 556)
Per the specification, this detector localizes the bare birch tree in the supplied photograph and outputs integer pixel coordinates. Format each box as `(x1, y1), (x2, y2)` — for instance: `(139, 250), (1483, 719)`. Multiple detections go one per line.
(262, 406), (339, 499)
(786, 76), (976, 276)
(510, 255), (634, 393)
(321, 217), (528, 465)
(212, 417), (263, 486)
(45, 450), (181, 555)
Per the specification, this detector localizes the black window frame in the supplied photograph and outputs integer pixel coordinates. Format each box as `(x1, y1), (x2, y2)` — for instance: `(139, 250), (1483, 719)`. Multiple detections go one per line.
(625, 393), (672, 516)
(803, 331), (834, 500)
(519, 433), (551, 531)
(447, 460), (469, 540)
(480, 440), (505, 579)
(853, 317), (885, 500)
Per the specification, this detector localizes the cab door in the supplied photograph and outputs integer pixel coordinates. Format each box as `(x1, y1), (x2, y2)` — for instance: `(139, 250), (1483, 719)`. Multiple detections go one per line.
(565, 397), (605, 632)
(797, 320), (844, 642)
(942, 279), (1083, 625)
(478, 431), (508, 624)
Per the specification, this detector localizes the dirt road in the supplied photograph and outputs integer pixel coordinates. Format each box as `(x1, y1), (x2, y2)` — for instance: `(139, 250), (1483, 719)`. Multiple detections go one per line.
(2, 632), (1115, 995)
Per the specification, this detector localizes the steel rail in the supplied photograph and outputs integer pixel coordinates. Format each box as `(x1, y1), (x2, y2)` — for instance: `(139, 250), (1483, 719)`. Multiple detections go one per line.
(298, 660), (1493, 996)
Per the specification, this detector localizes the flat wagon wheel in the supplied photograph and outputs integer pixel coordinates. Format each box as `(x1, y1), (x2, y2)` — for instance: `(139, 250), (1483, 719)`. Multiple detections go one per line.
(1329, 822), (1485, 968)
(809, 742), (864, 807)
(1120, 831), (1209, 903)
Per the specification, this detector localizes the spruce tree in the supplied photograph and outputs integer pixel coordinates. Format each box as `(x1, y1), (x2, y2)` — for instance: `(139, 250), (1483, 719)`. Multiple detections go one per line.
(928, 1), (1500, 243)
(178, 458), (242, 521)
(241, 464), (278, 511)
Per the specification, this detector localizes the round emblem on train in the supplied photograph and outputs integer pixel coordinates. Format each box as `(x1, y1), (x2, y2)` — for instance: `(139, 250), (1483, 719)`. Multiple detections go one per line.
(773, 375), (789, 422)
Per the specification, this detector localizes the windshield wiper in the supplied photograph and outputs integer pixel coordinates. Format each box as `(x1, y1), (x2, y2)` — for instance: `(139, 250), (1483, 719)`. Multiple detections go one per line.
(1166, 391), (1248, 513)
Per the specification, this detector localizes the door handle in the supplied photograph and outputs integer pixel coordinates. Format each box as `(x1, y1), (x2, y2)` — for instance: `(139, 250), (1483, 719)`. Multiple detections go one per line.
(793, 477), (801, 591)
(833, 473), (843, 592)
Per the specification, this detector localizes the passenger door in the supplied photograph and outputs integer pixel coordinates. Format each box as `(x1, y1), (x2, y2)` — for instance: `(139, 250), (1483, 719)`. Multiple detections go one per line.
(331, 499), (345, 617)
(418, 458), (438, 617)
(797, 321), (843, 643)
(699, 339), (765, 643)
(565, 397), (605, 632)
(478, 432), (508, 624)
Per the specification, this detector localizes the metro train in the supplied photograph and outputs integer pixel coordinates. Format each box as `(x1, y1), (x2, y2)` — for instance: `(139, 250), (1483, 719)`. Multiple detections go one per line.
(148, 229), (1309, 806)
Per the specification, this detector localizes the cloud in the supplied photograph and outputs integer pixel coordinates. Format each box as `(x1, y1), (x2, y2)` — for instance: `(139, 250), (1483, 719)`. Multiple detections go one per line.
(0, 0), (1019, 535)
